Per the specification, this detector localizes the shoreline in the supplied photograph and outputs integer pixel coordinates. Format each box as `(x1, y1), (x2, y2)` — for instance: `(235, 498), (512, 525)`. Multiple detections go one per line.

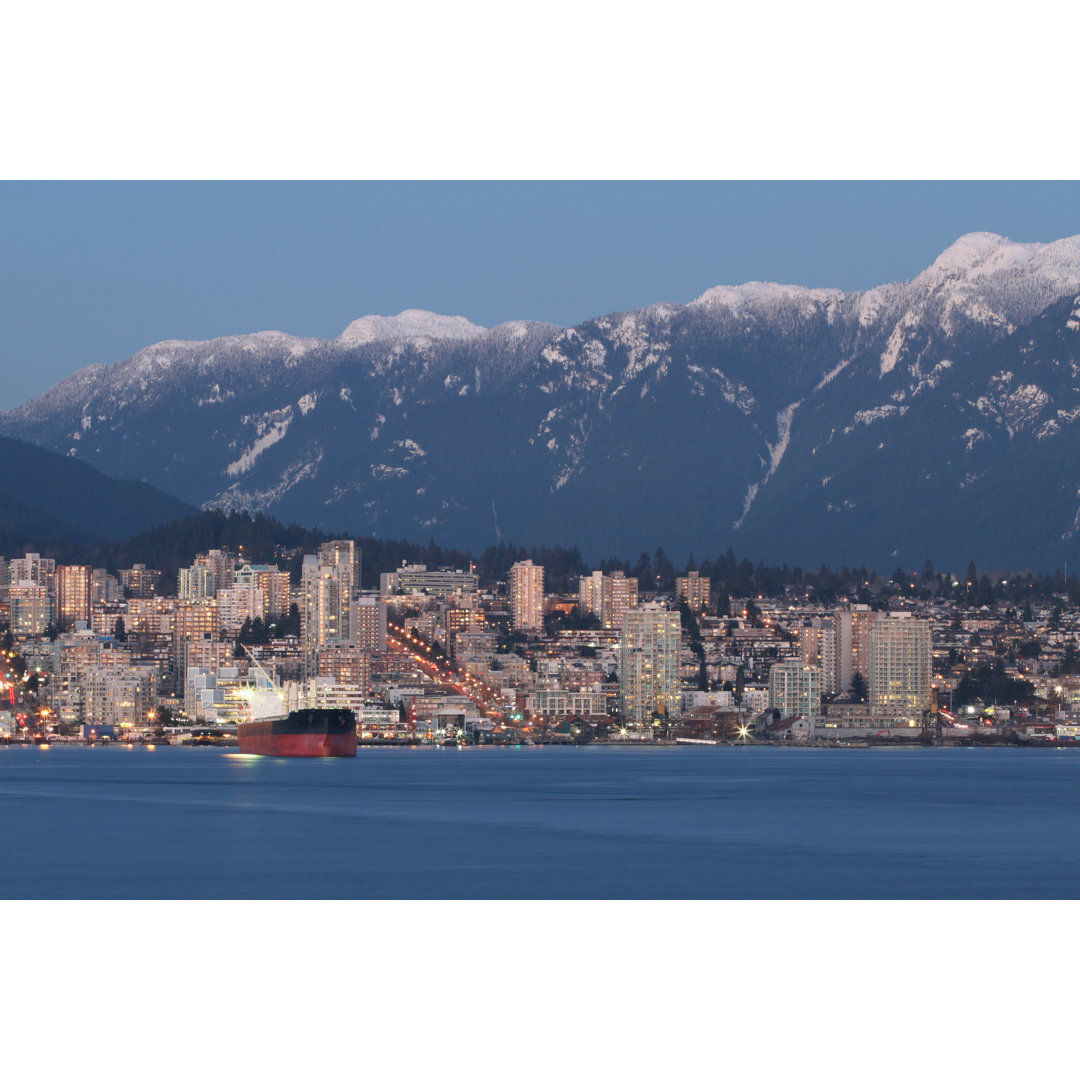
(3, 738), (1074, 752)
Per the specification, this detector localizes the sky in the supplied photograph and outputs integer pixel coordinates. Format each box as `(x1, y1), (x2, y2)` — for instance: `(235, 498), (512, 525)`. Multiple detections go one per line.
(2, 180), (1079, 412)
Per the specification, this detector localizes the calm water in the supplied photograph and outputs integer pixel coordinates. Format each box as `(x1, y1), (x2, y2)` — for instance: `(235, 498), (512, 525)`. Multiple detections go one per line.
(2, 743), (1079, 898)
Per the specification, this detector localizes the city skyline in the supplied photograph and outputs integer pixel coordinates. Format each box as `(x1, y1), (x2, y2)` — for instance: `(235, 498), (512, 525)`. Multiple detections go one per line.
(0, 528), (1069, 764)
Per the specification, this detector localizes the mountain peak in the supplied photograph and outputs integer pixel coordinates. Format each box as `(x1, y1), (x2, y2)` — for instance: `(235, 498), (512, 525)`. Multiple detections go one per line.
(923, 231), (1080, 282)
(340, 309), (487, 344)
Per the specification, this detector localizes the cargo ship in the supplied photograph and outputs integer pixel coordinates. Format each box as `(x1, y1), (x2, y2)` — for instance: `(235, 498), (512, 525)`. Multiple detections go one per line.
(237, 646), (356, 758)
(237, 706), (357, 757)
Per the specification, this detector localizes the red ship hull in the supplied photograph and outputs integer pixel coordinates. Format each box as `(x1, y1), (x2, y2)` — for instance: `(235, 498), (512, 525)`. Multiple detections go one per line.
(237, 708), (357, 757)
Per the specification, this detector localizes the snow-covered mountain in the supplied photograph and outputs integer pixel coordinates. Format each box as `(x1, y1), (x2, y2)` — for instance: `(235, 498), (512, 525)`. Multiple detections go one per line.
(5, 234), (1080, 571)
(339, 309), (488, 344)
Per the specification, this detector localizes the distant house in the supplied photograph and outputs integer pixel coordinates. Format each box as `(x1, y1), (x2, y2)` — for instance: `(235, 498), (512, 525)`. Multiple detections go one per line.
(767, 716), (814, 741)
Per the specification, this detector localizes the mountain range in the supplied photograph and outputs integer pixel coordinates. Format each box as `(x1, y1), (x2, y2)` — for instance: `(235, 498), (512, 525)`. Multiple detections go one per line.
(4, 231), (1080, 572)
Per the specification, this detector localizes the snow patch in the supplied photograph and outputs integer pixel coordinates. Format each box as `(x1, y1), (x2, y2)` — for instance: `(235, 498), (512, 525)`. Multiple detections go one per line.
(393, 438), (426, 460)
(814, 356), (853, 391)
(197, 383), (235, 406)
(963, 428), (988, 452)
(767, 401), (800, 477)
(733, 483), (759, 530)
(1037, 406), (1080, 440)
(842, 404), (907, 434)
(208, 449), (323, 513)
(225, 407), (293, 476)
(340, 310), (487, 344)
(692, 281), (844, 313)
(582, 339), (607, 367)
(733, 401), (801, 529)
(880, 311), (920, 375)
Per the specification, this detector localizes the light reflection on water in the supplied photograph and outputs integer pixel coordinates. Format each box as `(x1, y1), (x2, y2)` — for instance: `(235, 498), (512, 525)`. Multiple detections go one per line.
(2, 744), (1080, 899)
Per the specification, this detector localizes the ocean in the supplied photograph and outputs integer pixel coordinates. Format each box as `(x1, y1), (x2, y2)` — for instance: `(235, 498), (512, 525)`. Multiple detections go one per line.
(3, 743), (1080, 898)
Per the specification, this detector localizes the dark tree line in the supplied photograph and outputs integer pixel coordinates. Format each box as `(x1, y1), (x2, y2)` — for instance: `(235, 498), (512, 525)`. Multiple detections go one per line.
(7, 507), (1080, 610)
(477, 544), (588, 592)
(953, 662), (1035, 707)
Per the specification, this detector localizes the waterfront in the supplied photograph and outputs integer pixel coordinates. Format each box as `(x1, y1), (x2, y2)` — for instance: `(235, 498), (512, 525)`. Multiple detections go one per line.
(3, 743), (1080, 899)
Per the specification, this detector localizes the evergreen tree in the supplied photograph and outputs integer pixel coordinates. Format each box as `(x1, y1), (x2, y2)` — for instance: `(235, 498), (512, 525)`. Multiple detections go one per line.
(849, 671), (868, 702)
(274, 603), (301, 638)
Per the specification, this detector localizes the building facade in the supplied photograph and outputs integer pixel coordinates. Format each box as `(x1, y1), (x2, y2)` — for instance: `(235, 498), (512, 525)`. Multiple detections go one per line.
(868, 612), (932, 715)
(55, 564), (92, 629)
(768, 658), (822, 719)
(799, 618), (838, 696)
(509, 560), (545, 631)
(579, 570), (638, 630)
(676, 570), (711, 612)
(619, 603), (681, 723)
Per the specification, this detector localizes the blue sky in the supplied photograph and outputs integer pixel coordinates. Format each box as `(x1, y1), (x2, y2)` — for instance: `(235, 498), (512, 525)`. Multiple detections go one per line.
(2, 180), (1079, 411)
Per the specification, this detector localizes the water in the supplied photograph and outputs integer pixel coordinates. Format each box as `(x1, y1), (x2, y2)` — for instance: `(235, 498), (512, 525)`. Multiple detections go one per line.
(3, 743), (1080, 898)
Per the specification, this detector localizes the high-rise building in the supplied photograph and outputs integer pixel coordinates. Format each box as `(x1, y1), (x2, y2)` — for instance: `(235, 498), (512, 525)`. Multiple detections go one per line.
(125, 596), (175, 635)
(193, 549), (239, 596)
(619, 603), (681, 723)
(55, 565), (93, 629)
(9, 553), (56, 596)
(119, 564), (162, 598)
(579, 570), (603, 618)
(799, 618), (838, 696)
(352, 593), (388, 652)
(216, 584), (266, 634)
(300, 555), (346, 675)
(83, 663), (158, 730)
(173, 600), (220, 689)
(768, 658), (822, 719)
(9, 582), (52, 637)
(835, 604), (876, 696)
(316, 643), (372, 695)
(868, 612), (932, 715)
(509, 560), (545, 631)
(234, 564), (291, 618)
(579, 570), (638, 630)
(319, 540), (360, 600)
(91, 569), (121, 605)
(445, 601), (485, 654)
(676, 570), (711, 612)
(179, 566), (216, 601)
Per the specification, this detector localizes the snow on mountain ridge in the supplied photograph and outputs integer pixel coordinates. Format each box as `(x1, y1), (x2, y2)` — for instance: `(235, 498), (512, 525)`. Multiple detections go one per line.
(340, 310), (487, 344)
(135, 330), (319, 360)
(922, 232), (1080, 281)
(691, 281), (846, 312)
(913, 232), (1080, 324)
